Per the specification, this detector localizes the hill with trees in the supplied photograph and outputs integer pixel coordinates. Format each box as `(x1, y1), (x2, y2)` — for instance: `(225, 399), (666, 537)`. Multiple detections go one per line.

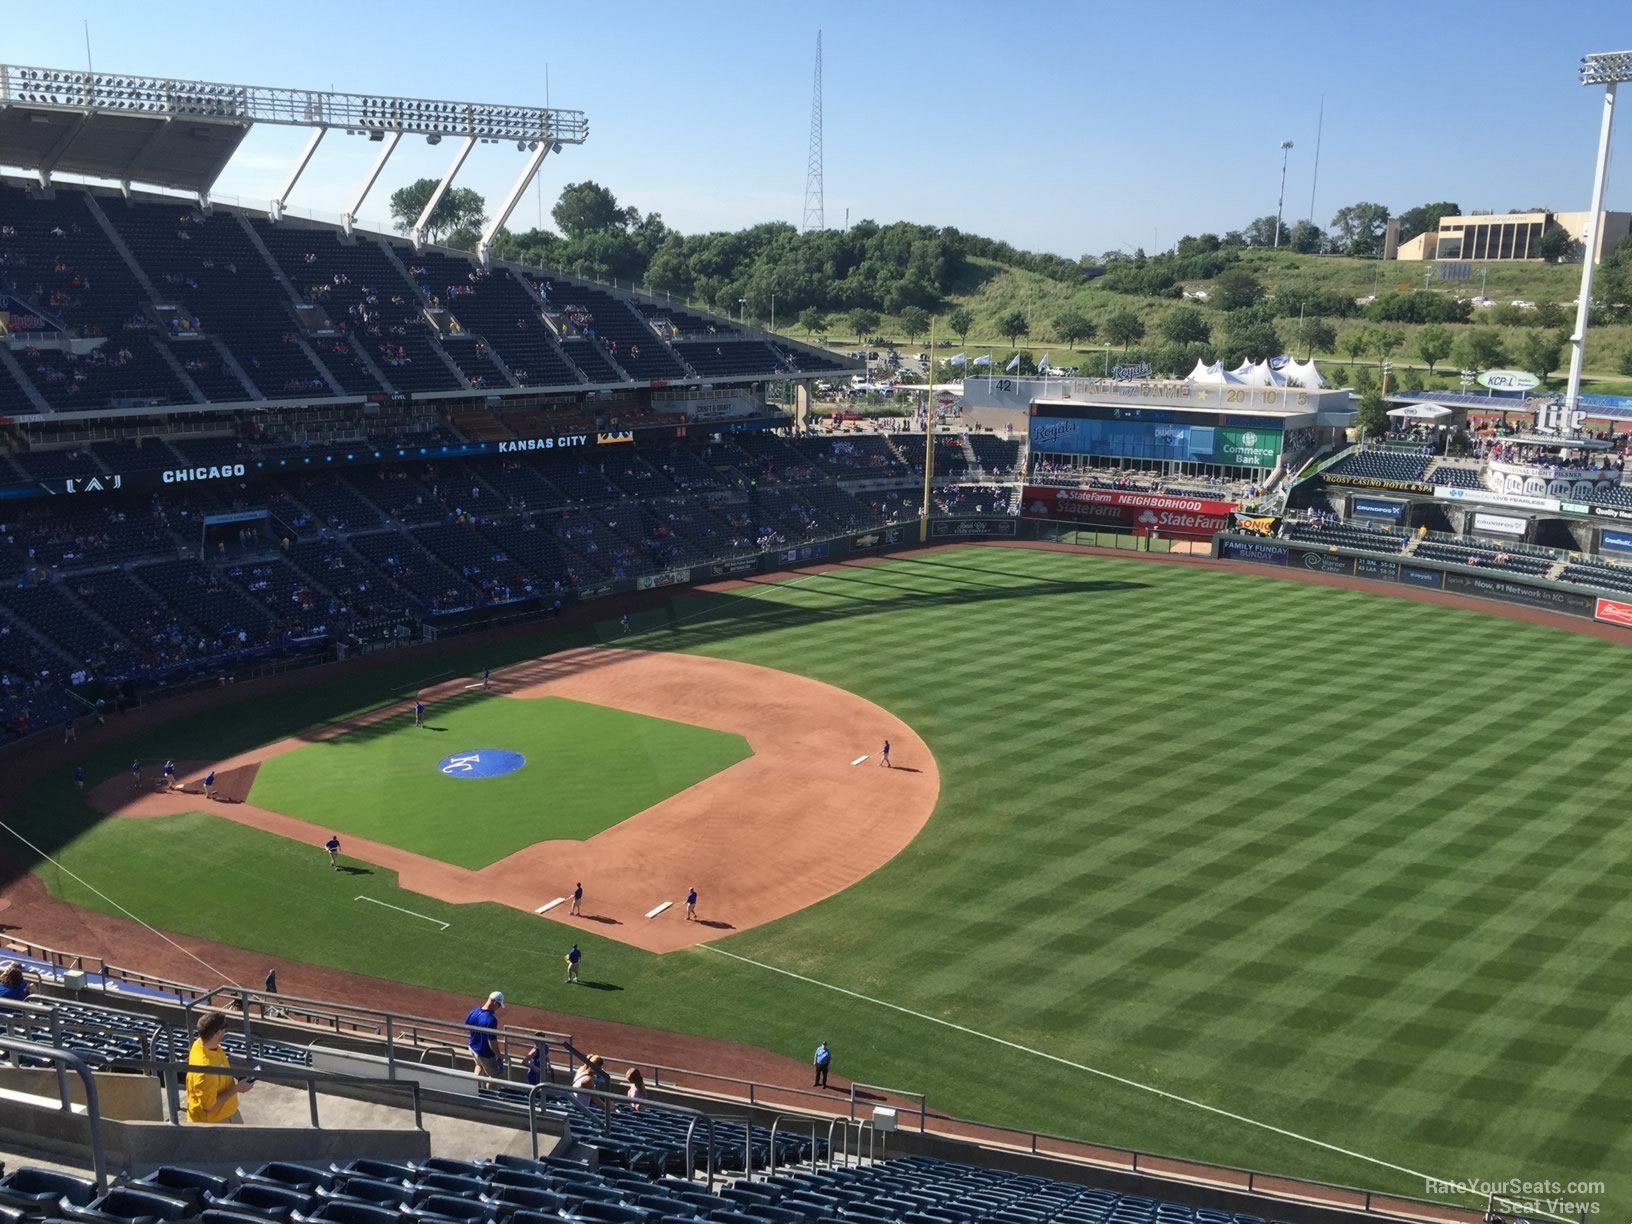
(393, 178), (1632, 394)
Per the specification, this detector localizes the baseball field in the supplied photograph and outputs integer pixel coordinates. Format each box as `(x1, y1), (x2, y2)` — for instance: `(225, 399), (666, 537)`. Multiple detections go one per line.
(6, 544), (1630, 1213)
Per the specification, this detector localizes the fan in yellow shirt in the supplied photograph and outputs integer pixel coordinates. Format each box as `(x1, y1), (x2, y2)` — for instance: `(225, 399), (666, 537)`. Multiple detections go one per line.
(185, 1012), (254, 1123)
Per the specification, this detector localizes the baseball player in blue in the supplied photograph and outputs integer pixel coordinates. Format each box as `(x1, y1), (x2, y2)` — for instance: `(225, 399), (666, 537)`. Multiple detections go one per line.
(414, 700), (425, 727)
(74, 766), (84, 791)
(570, 882), (583, 916)
(130, 759), (142, 790)
(564, 944), (581, 983)
(620, 614), (631, 635)
(203, 769), (216, 800)
(325, 835), (341, 869)
(879, 739), (892, 768)
(482, 667), (491, 690)
(685, 887), (698, 921)
(162, 759), (177, 790)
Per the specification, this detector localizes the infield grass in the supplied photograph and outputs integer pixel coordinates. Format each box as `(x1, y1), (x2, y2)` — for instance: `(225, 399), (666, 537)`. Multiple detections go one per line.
(13, 546), (1632, 1212)
(250, 694), (750, 868)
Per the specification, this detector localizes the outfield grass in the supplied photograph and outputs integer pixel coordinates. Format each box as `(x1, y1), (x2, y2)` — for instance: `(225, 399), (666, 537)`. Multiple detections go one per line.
(250, 695), (750, 868)
(13, 548), (1632, 1212)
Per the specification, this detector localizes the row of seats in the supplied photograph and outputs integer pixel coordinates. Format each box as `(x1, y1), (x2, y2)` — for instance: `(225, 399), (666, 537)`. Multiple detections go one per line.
(0, 1155), (1295, 1224)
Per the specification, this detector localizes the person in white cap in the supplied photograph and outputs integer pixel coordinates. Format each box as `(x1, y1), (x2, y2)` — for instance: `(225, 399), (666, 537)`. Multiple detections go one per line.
(464, 990), (505, 1084)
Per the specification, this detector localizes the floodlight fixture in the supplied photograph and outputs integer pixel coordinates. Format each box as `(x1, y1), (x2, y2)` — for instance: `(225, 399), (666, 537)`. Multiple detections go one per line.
(1580, 50), (1632, 85)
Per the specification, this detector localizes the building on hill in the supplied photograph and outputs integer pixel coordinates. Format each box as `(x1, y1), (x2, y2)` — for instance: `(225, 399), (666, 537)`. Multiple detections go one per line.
(1393, 209), (1632, 264)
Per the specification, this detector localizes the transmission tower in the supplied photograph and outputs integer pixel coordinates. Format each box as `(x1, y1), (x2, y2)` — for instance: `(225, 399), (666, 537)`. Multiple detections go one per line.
(801, 31), (825, 232)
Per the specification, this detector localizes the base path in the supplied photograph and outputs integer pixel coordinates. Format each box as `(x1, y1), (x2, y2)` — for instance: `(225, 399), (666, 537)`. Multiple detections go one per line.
(91, 648), (940, 954)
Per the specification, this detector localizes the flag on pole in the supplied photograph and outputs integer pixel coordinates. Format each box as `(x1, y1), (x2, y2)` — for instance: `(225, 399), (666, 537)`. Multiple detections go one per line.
(948, 353), (967, 366)
(1037, 355), (1051, 374)
(1005, 354), (1021, 372)
(972, 355), (991, 367)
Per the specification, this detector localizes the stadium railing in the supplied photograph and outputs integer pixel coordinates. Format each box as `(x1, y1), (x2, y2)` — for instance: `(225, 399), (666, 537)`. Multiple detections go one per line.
(0, 1034), (110, 1189)
(2, 956), (1501, 1223)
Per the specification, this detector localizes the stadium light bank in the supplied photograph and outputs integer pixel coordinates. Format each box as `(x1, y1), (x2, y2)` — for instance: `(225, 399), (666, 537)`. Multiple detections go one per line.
(0, 64), (587, 265)
(1564, 50), (1632, 414)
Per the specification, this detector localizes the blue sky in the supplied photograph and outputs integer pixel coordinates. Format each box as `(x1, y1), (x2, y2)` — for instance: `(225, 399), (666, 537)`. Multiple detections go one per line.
(6, 0), (1631, 255)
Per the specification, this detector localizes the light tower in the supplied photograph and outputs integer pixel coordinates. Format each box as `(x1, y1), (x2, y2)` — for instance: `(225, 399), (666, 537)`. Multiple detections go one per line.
(1564, 50), (1632, 413)
(801, 31), (825, 232)
(1272, 140), (1294, 248)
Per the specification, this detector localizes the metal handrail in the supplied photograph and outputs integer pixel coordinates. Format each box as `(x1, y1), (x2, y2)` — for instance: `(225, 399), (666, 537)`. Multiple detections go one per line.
(523, 1080), (718, 1189)
(0, 1035), (109, 1190)
(148, 1053), (425, 1130)
(766, 1112), (823, 1178)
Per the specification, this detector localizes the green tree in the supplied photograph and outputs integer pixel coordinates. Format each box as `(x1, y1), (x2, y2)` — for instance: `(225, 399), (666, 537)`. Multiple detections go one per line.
(1342, 329), (1372, 367)
(388, 180), (487, 244)
(1373, 327), (1405, 365)
(1619, 348), (1632, 377)
(899, 306), (931, 344)
(848, 308), (881, 340)
(1395, 201), (1460, 242)
(948, 307), (974, 346)
(1454, 328), (1507, 372)
(1519, 330), (1567, 383)
(1053, 307), (1094, 349)
(1212, 268), (1264, 311)
(1416, 324), (1453, 372)
(1295, 316), (1336, 359)
(1161, 307), (1210, 345)
(798, 307), (827, 337)
(1354, 389), (1389, 438)
(1329, 201), (1391, 256)
(997, 309), (1030, 348)
(1221, 320), (1282, 366)
(1103, 309), (1145, 351)
(1535, 225), (1582, 264)
(552, 181), (637, 239)
(1350, 363), (1378, 396)
(1286, 219), (1324, 254)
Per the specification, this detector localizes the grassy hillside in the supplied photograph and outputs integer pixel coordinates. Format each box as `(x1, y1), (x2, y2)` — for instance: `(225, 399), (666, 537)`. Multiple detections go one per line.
(783, 249), (1632, 393)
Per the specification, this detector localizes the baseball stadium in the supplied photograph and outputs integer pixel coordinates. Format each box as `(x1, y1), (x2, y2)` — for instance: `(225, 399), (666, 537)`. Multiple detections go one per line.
(0, 47), (1627, 1224)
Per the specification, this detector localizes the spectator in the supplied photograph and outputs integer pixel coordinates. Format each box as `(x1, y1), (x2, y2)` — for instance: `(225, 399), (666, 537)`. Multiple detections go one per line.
(464, 989), (505, 1082)
(625, 1067), (647, 1111)
(185, 1012), (253, 1123)
(0, 962), (29, 1000)
(572, 1053), (606, 1106)
(525, 1034), (552, 1086)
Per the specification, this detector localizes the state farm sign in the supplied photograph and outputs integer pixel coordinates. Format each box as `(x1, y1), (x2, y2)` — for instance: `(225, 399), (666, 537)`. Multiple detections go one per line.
(1021, 485), (1236, 538)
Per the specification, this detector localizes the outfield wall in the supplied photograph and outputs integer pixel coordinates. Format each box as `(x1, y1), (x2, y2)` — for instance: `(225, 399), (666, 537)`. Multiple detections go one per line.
(1211, 533), (1632, 628)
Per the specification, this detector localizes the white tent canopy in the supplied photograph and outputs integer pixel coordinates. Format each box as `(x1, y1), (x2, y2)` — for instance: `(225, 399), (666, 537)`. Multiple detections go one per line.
(1386, 403), (1453, 420)
(1186, 359), (1245, 385)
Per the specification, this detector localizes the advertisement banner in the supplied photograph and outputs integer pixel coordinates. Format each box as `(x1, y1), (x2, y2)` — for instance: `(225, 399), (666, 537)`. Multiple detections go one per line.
(1471, 512), (1528, 537)
(850, 527), (905, 551)
(1399, 565), (1446, 589)
(1351, 496), (1406, 520)
(1593, 597), (1632, 627)
(777, 543), (831, 565)
(1327, 473), (1434, 495)
(1441, 571), (1593, 616)
(1022, 485), (1235, 539)
(1216, 427), (1283, 468)
(1435, 485), (1559, 512)
(1600, 530), (1632, 555)
(1220, 539), (1289, 566)
(702, 557), (762, 579)
(635, 569), (689, 591)
(930, 518), (1019, 538)
(1289, 547), (1356, 575)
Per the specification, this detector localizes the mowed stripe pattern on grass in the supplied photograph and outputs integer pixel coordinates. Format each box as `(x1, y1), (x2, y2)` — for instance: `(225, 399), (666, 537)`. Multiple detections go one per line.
(646, 549), (1632, 1195)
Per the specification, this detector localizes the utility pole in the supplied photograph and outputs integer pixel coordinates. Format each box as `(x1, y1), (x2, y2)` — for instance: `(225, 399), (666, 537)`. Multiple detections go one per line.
(1273, 140), (1294, 248)
(801, 32), (825, 232)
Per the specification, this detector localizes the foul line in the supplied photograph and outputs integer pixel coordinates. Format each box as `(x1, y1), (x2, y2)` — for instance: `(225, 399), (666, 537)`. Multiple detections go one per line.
(700, 945), (1533, 1216)
(354, 896), (449, 930)
(0, 815), (240, 987)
